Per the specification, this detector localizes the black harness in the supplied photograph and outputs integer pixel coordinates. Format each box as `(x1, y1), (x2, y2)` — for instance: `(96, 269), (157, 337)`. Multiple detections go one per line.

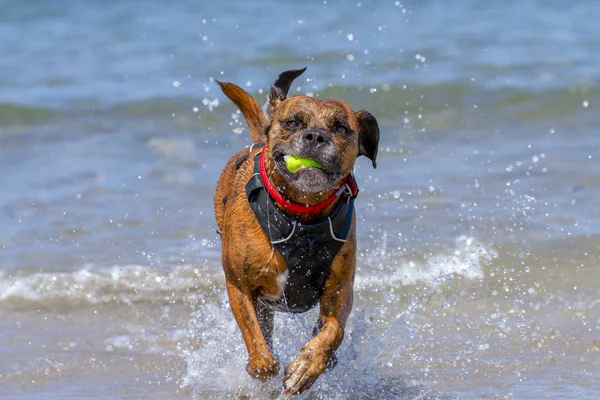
(244, 148), (357, 313)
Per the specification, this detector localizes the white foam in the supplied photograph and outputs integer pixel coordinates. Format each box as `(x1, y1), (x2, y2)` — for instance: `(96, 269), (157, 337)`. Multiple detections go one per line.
(356, 235), (497, 289)
(0, 264), (222, 305)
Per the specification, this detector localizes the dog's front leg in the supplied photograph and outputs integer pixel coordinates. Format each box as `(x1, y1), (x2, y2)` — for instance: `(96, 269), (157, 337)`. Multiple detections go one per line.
(225, 279), (279, 380)
(255, 299), (275, 350)
(282, 242), (356, 396)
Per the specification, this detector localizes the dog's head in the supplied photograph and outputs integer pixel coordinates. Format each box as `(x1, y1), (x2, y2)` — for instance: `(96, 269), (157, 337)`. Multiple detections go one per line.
(219, 68), (379, 205)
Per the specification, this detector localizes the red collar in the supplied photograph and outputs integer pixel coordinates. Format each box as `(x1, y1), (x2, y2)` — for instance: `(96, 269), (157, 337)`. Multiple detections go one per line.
(259, 150), (358, 215)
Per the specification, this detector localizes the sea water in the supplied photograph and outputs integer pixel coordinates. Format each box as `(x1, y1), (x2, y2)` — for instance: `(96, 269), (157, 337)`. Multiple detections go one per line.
(1, 1), (599, 398)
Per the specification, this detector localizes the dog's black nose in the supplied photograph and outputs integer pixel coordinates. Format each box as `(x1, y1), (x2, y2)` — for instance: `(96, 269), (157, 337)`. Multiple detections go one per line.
(302, 129), (331, 145)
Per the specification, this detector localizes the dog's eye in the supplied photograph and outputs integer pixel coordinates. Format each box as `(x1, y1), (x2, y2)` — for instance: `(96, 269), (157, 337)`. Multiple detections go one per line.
(285, 120), (299, 130)
(335, 125), (348, 135)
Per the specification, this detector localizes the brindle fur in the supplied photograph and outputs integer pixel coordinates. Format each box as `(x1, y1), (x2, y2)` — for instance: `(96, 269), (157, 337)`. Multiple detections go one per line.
(213, 68), (379, 396)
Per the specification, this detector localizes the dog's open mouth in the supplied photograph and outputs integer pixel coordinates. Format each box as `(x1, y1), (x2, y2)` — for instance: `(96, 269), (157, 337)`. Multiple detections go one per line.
(274, 153), (334, 179)
(271, 149), (343, 194)
(283, 154), (323, 174)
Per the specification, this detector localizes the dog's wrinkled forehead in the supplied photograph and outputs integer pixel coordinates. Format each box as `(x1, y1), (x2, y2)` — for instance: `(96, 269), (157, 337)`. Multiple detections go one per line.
(273, 95), (358, 129)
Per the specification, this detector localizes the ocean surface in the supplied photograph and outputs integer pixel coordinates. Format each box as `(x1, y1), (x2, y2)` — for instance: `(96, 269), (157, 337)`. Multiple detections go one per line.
(1, 0), (599, 398)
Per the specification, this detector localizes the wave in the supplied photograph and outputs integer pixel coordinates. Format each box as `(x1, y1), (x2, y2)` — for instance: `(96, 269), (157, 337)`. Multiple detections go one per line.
(1, 84), (598, 127)
(0, 264), (220, 308)
(0, 236), (495, 310)
(0, 102), (61, 125)
(356, 236), (497, 290)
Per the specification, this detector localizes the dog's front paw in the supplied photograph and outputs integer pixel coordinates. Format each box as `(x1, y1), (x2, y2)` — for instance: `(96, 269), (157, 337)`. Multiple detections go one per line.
(282, 345), (329, 396)
(246, 354), (280, 381)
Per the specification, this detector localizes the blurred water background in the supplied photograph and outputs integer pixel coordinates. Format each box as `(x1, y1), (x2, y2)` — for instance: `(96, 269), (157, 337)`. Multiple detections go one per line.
(0, 0), (599, 398)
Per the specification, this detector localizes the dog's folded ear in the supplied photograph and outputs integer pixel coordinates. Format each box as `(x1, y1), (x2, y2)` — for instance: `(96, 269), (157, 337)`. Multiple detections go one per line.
(356, 110), (380, 168)
(268, 67), (307, 115)
(217, 81), (267, 143)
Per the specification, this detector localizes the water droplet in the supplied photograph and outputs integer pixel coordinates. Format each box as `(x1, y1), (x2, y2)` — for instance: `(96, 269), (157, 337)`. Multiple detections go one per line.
(347, 33), (354, 41)
(202, 98), (220, 111)
(172, 81), (181, 88)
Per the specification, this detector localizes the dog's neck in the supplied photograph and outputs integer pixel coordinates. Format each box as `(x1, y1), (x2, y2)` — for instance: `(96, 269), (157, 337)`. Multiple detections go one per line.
(259, 150), (356, 224)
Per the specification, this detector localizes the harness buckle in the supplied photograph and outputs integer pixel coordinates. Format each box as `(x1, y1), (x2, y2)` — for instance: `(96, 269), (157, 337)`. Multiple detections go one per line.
(334, 183), (353, 203)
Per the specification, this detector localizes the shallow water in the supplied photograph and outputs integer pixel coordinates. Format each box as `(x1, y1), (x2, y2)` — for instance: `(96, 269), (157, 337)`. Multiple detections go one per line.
(1, 0), (599, 399)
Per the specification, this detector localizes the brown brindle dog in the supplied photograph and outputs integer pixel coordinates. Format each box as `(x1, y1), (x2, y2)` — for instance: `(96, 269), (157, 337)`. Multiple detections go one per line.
(213, 68), (379, 396)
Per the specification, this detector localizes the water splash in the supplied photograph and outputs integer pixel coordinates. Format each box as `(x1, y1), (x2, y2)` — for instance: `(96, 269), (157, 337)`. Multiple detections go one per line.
(182, 295), (448, 399)
(181, 237), (494, 399)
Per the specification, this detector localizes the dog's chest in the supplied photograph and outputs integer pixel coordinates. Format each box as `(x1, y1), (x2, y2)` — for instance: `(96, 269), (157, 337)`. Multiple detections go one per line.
(259, 269), (288, 302)
(257, 231), (342, 313)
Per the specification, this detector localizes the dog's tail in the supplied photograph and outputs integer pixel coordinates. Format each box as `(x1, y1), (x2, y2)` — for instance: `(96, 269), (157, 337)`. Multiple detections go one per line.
(217, 81), (267, 143)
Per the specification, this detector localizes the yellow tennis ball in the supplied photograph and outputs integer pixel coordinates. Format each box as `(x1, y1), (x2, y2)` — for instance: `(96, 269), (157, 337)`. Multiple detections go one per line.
(283, 155), (323, 174)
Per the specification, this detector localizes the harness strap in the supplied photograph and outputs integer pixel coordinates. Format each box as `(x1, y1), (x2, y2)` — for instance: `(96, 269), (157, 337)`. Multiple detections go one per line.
(222, 142), (266, 207)
(244, 150), (357, 313)
(235, 141), (265, 170)
(246, 151), (354, 244)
